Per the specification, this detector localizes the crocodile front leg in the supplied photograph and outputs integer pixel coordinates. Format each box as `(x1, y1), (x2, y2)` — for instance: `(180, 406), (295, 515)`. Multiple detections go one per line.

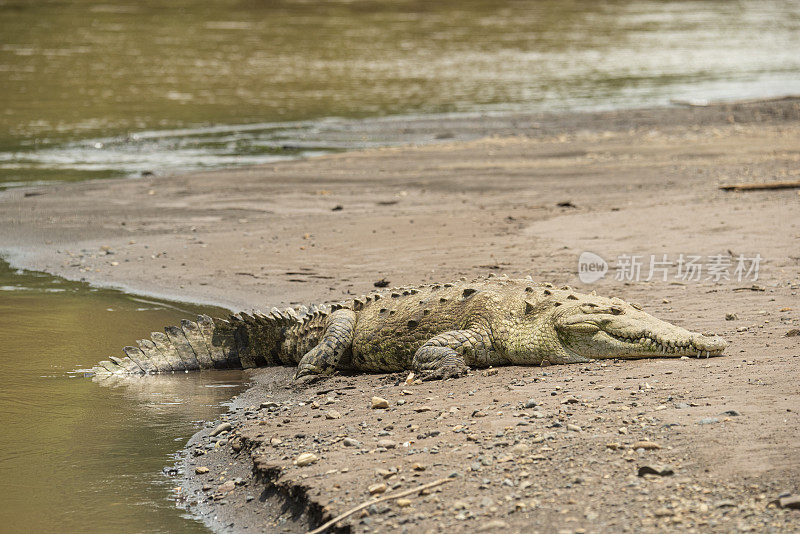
(295, 309), (356, 379)
(412, 328), (497, 380)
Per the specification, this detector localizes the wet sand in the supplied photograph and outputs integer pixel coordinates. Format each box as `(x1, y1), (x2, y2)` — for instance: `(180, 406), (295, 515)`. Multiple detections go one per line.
(1, 99), (799, 532)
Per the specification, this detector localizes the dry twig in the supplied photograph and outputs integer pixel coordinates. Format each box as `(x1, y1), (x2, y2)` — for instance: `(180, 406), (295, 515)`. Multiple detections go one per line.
(307, 478), (452, 534)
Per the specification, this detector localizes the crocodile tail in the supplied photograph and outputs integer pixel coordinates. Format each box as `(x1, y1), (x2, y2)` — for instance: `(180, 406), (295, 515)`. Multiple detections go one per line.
(90, 306), (312, 376)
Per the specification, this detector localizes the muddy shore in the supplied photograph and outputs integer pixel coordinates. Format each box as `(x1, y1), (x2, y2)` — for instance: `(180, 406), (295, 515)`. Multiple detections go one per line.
(2, 99), (799, 532)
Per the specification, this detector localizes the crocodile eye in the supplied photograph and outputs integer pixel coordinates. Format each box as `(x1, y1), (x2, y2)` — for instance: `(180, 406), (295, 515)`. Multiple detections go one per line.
(610, 306), (624, 315)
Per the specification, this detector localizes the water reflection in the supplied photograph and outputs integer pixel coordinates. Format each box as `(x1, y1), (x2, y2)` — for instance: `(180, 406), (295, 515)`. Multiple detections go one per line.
(0, 261), (246, 533)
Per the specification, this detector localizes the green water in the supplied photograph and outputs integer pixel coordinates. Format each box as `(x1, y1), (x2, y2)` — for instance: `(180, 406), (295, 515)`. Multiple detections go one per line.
(1, 0), (799, 185)
(0, 261), (246, 533)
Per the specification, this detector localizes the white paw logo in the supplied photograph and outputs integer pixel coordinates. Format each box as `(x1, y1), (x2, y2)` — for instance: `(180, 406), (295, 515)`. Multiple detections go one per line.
(578, 251), (608, 284)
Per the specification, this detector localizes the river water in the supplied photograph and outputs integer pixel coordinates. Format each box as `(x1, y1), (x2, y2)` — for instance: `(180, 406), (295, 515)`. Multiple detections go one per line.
(0, 261), (246, 533)
(2, 0), (799, 186)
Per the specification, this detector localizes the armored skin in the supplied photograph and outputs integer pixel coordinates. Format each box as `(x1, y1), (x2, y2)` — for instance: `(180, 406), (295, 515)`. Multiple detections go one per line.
(91, 277), (728, 380)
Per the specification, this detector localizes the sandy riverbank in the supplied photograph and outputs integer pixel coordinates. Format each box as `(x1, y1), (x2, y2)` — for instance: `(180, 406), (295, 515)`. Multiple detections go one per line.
(2, 99), (799, 532)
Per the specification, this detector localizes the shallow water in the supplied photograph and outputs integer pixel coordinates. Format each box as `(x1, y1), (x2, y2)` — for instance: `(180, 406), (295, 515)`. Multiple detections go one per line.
(1, 0), (799, 186)
(0, 261), (247, 533)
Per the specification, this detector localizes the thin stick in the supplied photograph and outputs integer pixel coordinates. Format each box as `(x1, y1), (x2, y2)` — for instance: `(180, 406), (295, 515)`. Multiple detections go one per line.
(719, 180), (800, 191)
(307, 478), (452, 534)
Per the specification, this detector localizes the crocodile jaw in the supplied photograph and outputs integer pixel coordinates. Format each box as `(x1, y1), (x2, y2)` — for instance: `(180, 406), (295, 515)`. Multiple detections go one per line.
(557, 307), (727, 360)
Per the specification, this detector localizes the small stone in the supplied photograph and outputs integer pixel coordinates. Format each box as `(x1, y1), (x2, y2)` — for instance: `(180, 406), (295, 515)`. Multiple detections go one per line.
(405, 372), (415, 384)
(326, 410), (342, 419)
(414, 405), (432, 413)
(618, 427), (628, 434)
(606, 442), (622, 450)
(511, 443), (530, 455)
(377, 439), (397, 449)
(725, 313), (738, 320)
(785, 329), (800, 337)
(218, 480), (235, 493)
(376, 468), (396, 478)
(562, 397), (580, 404)
(720, 410), (741, 417)
(524, 399), (538, 409)
(411, 463), (426, 471)
(396, 498), (412, 507)
(697, 417), (720, 425)
(638, 464), (674, 477)
(567, 424), (582, 432)
(778, 495), (800, 509)
(716, 500), (736, 508)
(368, 483), (387, 494)
(343, 437), (362, 447)
(472, 410), (487, 418)
(210, 422), (232, 436)
(372, 397), (390, 409)
(632, 441), (661, 450)
(295, 452), (319, 467)
(478, 520), (509, 532)
(195, 466), (210, 474)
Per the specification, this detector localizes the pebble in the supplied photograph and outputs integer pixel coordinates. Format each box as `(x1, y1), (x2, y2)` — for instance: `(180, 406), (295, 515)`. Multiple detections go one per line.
(725, 313), (738, 320)
(343, 437), (362, 447)
(295, 452), (319, 467)
(632, 441), (661, 450)
(720, 410), (741, 416)
(698, 417), (720, 425)
(567, 424), (582, 432)
(511, 443), (530, 455)
(396, 498), (412, 507)
(368, 483), (387, 494)
(372, 397), (390, 409)
(778, 495), (800, 509)
(524, 398), (538, 409)
(326, 410), (342, 419)
(411, 463), (426, 471)
(377, 439), (397, 449)
(210, 422), (232, 437)
(195, 466), (210, 474)
(478, 520), (509, 531)
(637, 464), (675, 477)
(414, 405), (432, 412)
(218, 480), (236, 493)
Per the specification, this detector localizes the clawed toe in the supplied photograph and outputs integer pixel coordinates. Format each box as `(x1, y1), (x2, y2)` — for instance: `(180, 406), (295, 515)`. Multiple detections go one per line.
(294, 364), (321, 380)
(421, 365), (469, 381)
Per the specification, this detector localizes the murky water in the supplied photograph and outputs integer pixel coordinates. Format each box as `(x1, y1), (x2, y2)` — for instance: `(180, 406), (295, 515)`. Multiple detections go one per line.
(0, 260), (247, 533)
(2, 0), (799, 186)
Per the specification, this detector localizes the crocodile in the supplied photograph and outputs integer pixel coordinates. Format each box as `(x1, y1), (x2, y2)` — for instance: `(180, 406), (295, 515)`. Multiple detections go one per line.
(91, 276), (728, 380)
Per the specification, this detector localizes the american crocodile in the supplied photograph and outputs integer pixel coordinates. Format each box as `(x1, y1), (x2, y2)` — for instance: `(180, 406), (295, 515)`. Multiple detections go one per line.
(91, 277), (728, 380)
